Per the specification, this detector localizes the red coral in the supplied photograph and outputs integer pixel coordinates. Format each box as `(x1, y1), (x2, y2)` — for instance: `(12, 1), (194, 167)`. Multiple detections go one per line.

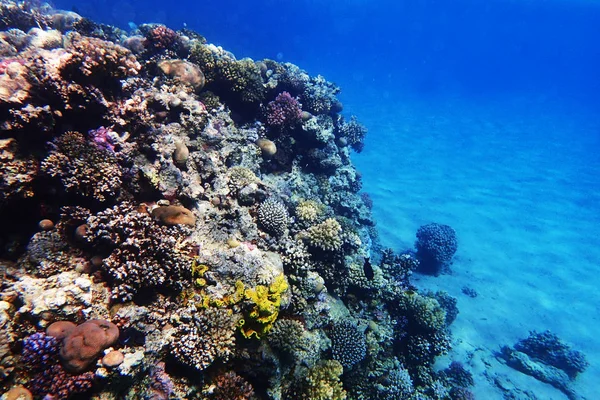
(144, 25), (180, 51)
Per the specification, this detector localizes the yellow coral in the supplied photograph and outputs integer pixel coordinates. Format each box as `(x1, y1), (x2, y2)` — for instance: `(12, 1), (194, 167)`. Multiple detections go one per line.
(191, 260), (209, 287)
(241, 274), (288, 339)
(304, 360), (347, 400)
(295, 200), (323, 224)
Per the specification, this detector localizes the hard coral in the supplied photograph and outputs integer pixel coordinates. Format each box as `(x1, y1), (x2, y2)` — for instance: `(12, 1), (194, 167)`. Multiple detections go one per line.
(62, 32), (140, 84)
(329, 320), (367, 368)
(84, 202), (196, 302)
(41, 131), (122, 202)
(286, 360), (347, 400)
(21, 331), (96, 399)
(415, 223), (458, 275)
(143, 25), (180, 52)
(158, 59), (205, 90)
(171, 306), (238, 370)
(514, 330), (589, 379)
(266, 91), (302, 130)
(257, 198), (289, 237)
(0, 138), (37, 205)
(304, 218), (343, 252)
(55, 319), (119, 373)
(336, 115), (367, 153)
(207, 371), (255, 400)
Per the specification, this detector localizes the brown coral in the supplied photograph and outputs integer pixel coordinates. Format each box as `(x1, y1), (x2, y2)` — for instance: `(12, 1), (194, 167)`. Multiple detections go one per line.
(57, 319), (119, 373)
(207, 371), (254, 400)
(158, 59), (205, 90)
(0, 138), (37, 204)
(41, 131), (122, 202)
(151, 205), (196, 226)
(84, 202), (196, 301)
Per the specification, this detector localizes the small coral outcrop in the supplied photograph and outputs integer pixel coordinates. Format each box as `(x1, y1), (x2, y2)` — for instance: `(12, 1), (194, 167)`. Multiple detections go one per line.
(415, 223), (458, 275)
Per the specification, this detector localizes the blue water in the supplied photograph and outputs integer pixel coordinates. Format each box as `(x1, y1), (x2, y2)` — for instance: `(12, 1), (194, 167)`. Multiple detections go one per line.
(54, 0), (600, 397)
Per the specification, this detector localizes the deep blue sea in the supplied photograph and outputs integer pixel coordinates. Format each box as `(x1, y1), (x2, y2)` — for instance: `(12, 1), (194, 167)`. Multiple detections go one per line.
(52, 0), (600, 397)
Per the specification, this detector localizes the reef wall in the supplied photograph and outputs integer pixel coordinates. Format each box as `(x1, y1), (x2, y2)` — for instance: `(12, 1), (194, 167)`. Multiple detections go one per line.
(0, 1), (468, 399)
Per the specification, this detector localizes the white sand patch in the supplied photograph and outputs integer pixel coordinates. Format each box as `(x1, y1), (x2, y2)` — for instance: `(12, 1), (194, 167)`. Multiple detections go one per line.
(352, 96), (600, 399)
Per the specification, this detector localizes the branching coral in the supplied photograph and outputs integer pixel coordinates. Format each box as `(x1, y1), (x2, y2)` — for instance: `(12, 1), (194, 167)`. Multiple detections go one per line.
(415, 223), (458, 275)
(84, 202), (196, 302)
(204, 371), (255, 400)
(171, 306), (238, 370)
(41, 131), (122, 202)
(265, 91), (302, 130)
(295, 200), (324, 226)
(285, 360), (347, 400)
(0, 138), (37, 204)
(268, 318), (321, 367)
(336, 115), (367, 153)
(329, 320), (367, 369)
(303, 218), (343, 251)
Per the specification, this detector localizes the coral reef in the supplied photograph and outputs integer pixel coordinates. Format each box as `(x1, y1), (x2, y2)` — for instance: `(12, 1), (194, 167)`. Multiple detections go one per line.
(513, 330), (588, 378)
(0, 3), (485, 399)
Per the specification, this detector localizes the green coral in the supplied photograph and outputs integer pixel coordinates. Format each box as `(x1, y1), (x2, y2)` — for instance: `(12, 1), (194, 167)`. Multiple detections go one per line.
(287, 360), (347, 400)
(304, 218), (342, 251)
(228, 166), (258, 190)
(398, 291), (447, 332)
(241, 274), (289, 339)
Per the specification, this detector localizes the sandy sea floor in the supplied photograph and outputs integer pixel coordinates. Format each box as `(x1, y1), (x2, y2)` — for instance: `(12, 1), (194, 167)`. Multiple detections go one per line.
(351, 95), (600, 399)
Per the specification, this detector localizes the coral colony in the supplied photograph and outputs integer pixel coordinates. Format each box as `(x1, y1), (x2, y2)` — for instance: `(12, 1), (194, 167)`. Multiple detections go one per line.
(0, 1), (587, 399)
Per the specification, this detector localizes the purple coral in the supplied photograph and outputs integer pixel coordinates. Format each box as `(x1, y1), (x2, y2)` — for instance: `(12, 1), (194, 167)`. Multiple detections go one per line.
(22, 332), (95, 399)
(265, 91), (302, 130)
(22, 332), (60, 370)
